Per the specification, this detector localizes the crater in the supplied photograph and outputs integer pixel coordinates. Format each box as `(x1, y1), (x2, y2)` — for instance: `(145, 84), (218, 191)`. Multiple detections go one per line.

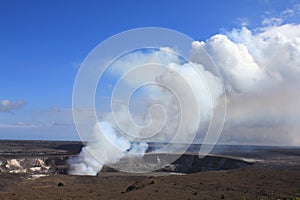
(101, 153), (253, 174)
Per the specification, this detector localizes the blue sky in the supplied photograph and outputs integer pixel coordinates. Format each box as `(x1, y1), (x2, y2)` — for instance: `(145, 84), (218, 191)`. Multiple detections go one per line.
(1, 0), (300, 141)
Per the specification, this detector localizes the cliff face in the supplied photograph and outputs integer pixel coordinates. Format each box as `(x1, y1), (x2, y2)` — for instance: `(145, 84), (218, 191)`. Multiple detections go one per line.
(99, 154), (253, 174)
(0, 140), (83, 176)
(0, 156), (70, 175)
(160, 154), (252, 173)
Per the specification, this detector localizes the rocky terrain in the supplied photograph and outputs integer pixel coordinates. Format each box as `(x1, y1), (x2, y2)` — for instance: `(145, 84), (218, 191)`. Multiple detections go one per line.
(0, 140), (82, 176)
(0, 140), (254, 176)
(0, 157), (68, 175)
(0, 140), (299, 199)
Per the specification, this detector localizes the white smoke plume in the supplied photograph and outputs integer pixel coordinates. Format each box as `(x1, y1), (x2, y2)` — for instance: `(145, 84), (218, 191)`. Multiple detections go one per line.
(68, 121), (148, 175)
(191, 24), (300, 146)
(69, 22), (300, 175)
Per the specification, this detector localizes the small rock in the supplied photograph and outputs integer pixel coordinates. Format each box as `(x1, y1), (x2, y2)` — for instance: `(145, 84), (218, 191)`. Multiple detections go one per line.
(57, 182), (64, 187)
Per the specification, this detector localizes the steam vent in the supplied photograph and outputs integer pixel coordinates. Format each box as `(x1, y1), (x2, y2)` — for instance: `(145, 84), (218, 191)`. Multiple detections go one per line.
(0, 140), (255, 176)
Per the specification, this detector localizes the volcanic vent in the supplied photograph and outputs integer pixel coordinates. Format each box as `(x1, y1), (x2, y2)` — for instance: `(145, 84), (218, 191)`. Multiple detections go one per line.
(0, 140), (253, 176)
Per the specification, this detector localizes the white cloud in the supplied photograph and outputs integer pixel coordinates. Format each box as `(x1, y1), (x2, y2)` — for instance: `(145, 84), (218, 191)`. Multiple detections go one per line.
(281, 9), (295, 18)
(261, 17), (283, 26)
(281, 3), (300, 18)
(192, 23), (300, 146)
(0, 99), (26, 112)
(190, 34), (268, 92)
(261, 3), (300, 28)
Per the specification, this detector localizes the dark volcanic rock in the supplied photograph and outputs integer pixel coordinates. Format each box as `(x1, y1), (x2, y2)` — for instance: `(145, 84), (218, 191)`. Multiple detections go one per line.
(157, 154), (252, 173)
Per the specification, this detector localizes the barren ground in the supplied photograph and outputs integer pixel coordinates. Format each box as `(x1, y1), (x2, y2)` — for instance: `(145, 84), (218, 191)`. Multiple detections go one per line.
(0, 140), (299, 200)
(0, 168), (300, 199)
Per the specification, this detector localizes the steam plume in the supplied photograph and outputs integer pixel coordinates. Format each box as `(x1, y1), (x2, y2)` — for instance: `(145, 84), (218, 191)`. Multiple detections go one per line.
(69, 23), (300, 175)
(68, 121), (148, 175)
